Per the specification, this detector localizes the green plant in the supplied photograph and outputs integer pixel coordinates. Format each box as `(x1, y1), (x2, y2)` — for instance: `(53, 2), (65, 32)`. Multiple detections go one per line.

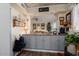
(65, 32), (79, 55)
(47, 22), (51, 32)
(74, 32), (79, 45)
(65, 33), (79, 46)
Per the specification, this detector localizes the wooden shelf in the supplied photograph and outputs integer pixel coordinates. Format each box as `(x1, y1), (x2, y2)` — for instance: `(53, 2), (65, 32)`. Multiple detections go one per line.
(13, 19), (26, 27)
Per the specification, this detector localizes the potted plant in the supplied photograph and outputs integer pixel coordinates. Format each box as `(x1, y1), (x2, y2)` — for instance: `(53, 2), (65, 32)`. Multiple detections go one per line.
(65, 33), (79, 55)
(74, 32), (79, 50)
(47, 22), (51, 33)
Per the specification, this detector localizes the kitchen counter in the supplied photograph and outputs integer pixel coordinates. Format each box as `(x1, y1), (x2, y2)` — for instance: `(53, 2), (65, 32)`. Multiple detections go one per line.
(22, 34), (66, 51)
(22, 34), (66, 36)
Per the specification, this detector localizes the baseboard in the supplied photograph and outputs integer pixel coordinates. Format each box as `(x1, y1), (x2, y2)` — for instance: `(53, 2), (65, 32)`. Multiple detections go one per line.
(24, 49), (64, 53)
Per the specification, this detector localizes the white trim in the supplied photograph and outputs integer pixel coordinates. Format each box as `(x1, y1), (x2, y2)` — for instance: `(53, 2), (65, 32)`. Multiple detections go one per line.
(24, 49), (64, 53)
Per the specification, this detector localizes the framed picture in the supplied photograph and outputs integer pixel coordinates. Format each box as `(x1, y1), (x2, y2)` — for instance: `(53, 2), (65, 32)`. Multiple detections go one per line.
(37, 24), (40, 26)
(41, 23), (45, 30)
(13, 19), (20, 27)
(59, 17), (64, 25)
(33, 24), (36, 29)
(13, 16), (26, 27)
(66, 12), (71, 25)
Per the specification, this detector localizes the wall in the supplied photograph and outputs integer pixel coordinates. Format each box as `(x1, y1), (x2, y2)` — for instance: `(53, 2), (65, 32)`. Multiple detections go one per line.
(0, 4), (11, 56)
(11, 7), (26, 37)
(30, 14), (58, 32)
(27, 5), (69, 33)
(65, 4), (79, 54)
(11, 3), (32, 34)
(11, 7), (27, 55)
(72, 4), (79, 32)
(27, 5), (68, 14)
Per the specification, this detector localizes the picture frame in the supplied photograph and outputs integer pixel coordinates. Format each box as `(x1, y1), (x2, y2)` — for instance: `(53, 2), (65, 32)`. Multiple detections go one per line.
(13, 19), (20, 27)
(59, 17), (64, 25)
(66, 12), (71, 25)
(13, 16), (26, 27)
(41, 23), (45, 30)
(33, 24), (36, 29)
(37, 24), (40, 27)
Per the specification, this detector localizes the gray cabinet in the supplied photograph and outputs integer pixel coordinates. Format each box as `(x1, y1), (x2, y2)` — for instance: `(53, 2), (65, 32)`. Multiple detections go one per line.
(23, 35), (65, 51)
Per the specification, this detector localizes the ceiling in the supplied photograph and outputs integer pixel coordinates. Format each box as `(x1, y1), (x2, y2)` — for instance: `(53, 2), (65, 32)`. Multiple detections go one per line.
(23, 3), (76, 15)
(12, 3), (76, 16)
(24, 3), (76, 8)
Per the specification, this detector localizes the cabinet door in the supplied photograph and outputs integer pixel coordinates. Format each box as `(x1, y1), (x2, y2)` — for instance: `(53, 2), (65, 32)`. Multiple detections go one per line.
(57, 36), (65, 51)
(43, 36), (50, 50)
(23, 35), (31, 48)
(36, 36), (44, 49)
(49, 36), (58, 51)
(30, 36), (37, 49)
